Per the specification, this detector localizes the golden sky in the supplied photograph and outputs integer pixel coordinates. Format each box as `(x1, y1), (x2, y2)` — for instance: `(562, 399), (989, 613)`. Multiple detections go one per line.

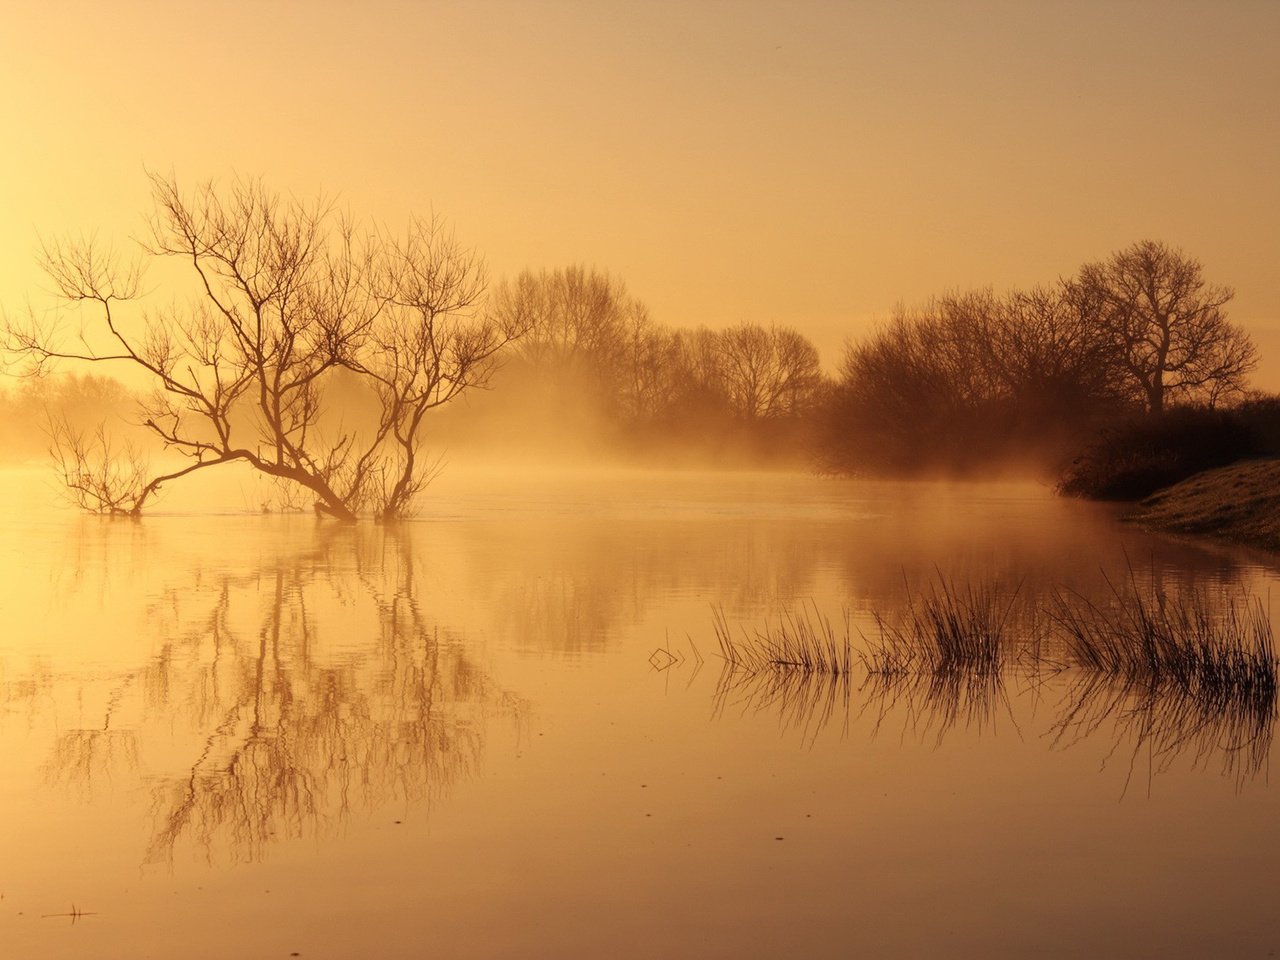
(3, 0), (1278, 384)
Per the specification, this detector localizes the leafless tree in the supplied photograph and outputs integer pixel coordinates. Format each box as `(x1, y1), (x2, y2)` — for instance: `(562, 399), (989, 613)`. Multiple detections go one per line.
(5, 173), (521, 519)
(1075, 240), (1256, 413)
(45, 416), (150, 516)
(490, 264), (637, 372)
(670, 327), (729, 408)
(355, 217), (512, 518)
(487, 263), (657, 428)
(717, 323), (822, 420)
(617, 304), (682, 421)
(989, 283), (1135, 418)
(825, 285), (1140, 475)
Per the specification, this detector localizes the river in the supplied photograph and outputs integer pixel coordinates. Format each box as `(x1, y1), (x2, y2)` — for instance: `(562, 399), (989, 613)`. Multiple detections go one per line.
(1, 466), (1277, 958)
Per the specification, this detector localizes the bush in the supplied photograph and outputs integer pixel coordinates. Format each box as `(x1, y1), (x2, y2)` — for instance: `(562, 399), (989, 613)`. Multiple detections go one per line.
(1057, 402), (1280, 500)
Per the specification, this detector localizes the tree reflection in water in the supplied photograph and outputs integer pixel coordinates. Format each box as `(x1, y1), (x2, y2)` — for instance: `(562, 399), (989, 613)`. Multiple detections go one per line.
(39, 527), (519, 864)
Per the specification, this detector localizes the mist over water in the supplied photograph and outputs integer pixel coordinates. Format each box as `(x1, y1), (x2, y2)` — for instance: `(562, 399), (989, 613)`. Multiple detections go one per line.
(2, 2), (1278, 954)
(2, 467), (1278, 958)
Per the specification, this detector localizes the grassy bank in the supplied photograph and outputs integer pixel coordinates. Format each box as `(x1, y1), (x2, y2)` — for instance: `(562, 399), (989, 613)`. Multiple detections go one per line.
(1125, 458), (1280, 552)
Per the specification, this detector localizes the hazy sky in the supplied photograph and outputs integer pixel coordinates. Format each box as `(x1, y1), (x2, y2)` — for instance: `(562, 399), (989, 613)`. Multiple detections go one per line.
(3, 0), (1278, 384)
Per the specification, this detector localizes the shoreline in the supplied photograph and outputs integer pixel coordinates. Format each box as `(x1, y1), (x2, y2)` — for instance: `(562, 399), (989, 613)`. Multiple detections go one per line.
(1122, 457), (1280, 554)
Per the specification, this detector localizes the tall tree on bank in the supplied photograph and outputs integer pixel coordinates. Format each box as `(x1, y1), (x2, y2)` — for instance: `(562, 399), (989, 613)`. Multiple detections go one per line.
(4, 173), (523, 519)
(1075, 240), (1256, 414)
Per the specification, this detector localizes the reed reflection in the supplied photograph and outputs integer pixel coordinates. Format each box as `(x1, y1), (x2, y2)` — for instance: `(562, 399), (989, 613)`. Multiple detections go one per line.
(691, 577), (1276, 785)
(38, 526), (518, 864)
(1049, 585), (1277, 791)
(1049, 673), (1275, 793)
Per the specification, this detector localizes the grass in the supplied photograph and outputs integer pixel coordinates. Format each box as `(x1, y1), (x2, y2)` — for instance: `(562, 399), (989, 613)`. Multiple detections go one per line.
(710, 604), (854, 742)
(861, 577), (1021, 677)
(708, 575), (1274, 695)
(1051, 575), (1277, 697)
(704, 573), (1276, 765)
(712, 603), (854, 678)
(1126, 458), (1280, 553)
(711, 578), (1022, 679)
(1048, 575), (1277, 788)
(708, 581), (1024, 742)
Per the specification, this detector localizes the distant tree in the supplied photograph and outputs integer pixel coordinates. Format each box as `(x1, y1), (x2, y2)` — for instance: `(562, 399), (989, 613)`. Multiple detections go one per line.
(0, 372), (139, 458)
(670, 327), (730, 412)
(486, 264), (653, 426)
(716, 323), (822, 420)
(4, 173), (522, 519)
(491, 265), (638, 374)
(827, 304), (991, 473)
(821, 285), (1137, 475)
(1075, 240), (1256, 414)
(617, 306), (682, 421)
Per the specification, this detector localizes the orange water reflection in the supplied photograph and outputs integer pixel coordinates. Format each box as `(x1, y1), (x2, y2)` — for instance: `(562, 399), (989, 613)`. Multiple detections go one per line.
(2, 472), (1279, 958)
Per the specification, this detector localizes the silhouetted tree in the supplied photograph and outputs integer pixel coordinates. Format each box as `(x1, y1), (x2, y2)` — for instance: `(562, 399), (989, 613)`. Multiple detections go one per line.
(617, 306), (682, 421)
(485, 265), (653, 429)
(989, 283), (1135, 425)
(491, 265), (639, 376)
(670, 327), (731, 413)
(0, 372), (140, 464)
(821, 284), (1139, 475)
(1075, 240), (1256, 414)
(717, 323), (823, 420)
(825, 299), (998, 473)
(5, 173), (522, 518)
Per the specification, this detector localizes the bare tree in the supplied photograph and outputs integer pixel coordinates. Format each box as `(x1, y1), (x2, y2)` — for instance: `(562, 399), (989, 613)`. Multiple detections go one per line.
(45, 416), (150, 516)
(356, 217), (512, 519)
(486, 264), (653, 426)
(5, 173), (521, 519)
(491, 264), (636, 372)
(617, 305), (682, 421)
(824, 286), (1136, 475)
(1075, 240), (1256, 413)
(989, 283), (1134, 420)
(671, 327), (730, 410)
(717, 323), (822, 420)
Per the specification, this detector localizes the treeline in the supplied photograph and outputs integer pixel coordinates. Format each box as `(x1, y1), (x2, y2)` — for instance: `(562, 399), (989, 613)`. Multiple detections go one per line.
(819, 286), (1126, 474)
(820, 240), (1259, 480)
(0, 373), (141, 462)
(439, 240), (1261, 485)
(3, 220), (1264, 500)
(428, 265), (829, 465)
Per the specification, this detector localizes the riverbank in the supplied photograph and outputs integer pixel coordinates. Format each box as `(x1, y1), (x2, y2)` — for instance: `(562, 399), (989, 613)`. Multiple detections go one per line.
(1125, 457), (1280, 552)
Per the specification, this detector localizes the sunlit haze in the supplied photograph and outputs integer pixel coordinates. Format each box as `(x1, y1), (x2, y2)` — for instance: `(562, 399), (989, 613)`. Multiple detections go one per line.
(2, 0), (1277, 383)
(5, 5), (1280, 959)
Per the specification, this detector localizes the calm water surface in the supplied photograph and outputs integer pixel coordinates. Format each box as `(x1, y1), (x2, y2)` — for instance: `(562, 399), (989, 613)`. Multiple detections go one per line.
(1, 467), (1277, 959)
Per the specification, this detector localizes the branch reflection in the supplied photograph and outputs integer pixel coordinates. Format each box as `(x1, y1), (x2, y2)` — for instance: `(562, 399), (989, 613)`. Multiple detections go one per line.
(41, 526), (520, 864)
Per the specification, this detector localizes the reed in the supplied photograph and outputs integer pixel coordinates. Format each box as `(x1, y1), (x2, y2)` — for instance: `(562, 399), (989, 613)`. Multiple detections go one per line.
(701, 575), (1276, 774)
(861, 577), (1018, 677)
(712, 603), (854, 677)
(1051, 576), (1277, 698)
(709, 604), (854, 742)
